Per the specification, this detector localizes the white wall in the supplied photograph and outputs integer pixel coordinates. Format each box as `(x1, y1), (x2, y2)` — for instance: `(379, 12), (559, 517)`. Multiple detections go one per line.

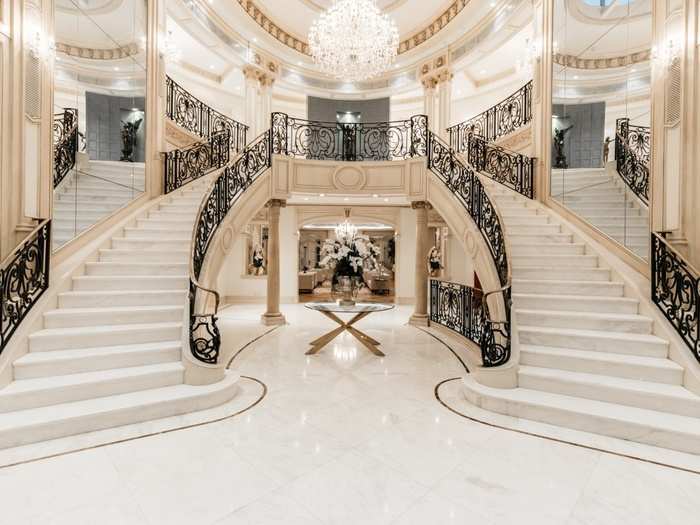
(452, 77), (527, 126)
(168, 67), (246, 123)
(447, 235), (474, 286)
(395, 207), (416, 304)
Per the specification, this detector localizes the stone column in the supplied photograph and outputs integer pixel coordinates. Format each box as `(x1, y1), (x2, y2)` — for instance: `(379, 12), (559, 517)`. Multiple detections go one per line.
(243, 66), (259, 139)
(257, 77), (274, 136)
(437, 71), (453, 141)
(410, 201), (432, 326)
(422, 78), (437, 132)
(261, 199), (286, 326)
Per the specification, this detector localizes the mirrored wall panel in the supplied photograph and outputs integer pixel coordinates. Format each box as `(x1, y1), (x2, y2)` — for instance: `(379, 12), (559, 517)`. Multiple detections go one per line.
(52, 0), (147, 250)
(551, 0), (651, 259)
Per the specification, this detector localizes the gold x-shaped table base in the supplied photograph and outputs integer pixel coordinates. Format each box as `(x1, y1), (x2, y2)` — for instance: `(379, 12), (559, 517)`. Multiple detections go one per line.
(306, 310), (385, 357)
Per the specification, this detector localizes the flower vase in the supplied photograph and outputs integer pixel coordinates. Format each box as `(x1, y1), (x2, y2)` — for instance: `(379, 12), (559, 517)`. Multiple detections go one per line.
(337, 276), (355, 307)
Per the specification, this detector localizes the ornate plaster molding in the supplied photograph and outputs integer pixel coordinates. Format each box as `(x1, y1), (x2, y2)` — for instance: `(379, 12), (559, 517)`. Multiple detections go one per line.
(553, 49), (651, 70)
(56, 41), (140, 60)
(243, 51), (281, 87)
(418, 51), (452, 88)
(236, 0), (470, 56)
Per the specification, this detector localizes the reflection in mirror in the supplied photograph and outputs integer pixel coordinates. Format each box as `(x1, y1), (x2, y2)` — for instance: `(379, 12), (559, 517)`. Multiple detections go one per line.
(550, 0), (651, 259)
(52, 0), (147, 250)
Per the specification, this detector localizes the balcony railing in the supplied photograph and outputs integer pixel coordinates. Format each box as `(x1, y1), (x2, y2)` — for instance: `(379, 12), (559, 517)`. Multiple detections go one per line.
(1, 220), (51, 356)
(166, 76), (248, 154)
(53, 108), (78, 188)
(651, 233), (699, 363)
(615, 118), (650, 205)
(163, 130), (230, 194)
(466, 133), (534, 199)
(448, 81), (533, 147)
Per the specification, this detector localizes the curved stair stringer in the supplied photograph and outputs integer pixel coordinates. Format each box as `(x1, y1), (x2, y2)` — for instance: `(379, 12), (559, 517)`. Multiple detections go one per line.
(425, 173), (518, 387)
(188, 170), (274, 372)
(0, 175), (241, 451)
(463, 179), (700, 455)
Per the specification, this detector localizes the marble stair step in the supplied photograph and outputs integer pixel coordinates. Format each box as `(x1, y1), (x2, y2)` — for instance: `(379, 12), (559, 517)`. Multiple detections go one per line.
(28, 322), (182, 352)
(55, 194), (132, 205)
(148, 210), (199, 220)
(507, 233), (574, 244)
(510, 243), (585, 256)
(13, 341), (182, 379)
(43, 305), (184, 329)
(123, 227), (192, 240)
(136, 218), (194, 229)
(98, 248), (189, 263)
(157, 203), (201, 214)
(517, 309), (653, 334)
(519, 344), (683, 385)
(84, 261), (188, 276)
(462, 377), (700, 454)
(512, 279), (625, 296)
(512, 293), (638, 313)
(71, 275), (188, 291)
(513, 266), (610, 281)
(500, 216), (551, 226)
(500, 208), (541, 217)
(507, 224), (562, 235)
(512, 255), (599, 268)
(566, 205), (640, 216)
(111, 237), (190, 251)
(0, 363), (184, 414)
(58, 290), (186, 308)
(518, 366), (700, 417)
(60, 184), (140, 196)
(518, 325), (668, 357)
(0, 373), (240, 450)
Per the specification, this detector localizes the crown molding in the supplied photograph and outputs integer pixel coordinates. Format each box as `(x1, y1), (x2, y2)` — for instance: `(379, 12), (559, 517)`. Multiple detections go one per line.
(554, 49), (651, 70)
(56, 41), (140, 60)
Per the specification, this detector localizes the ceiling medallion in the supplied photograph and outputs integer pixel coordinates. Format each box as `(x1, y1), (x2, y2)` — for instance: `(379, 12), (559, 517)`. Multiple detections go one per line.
(308, 0), (399, 81)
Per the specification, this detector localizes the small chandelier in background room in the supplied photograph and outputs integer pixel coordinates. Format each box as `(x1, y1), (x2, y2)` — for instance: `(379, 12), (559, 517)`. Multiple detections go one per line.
(309, 0), (400, 81)
(335, 209), (358, 240)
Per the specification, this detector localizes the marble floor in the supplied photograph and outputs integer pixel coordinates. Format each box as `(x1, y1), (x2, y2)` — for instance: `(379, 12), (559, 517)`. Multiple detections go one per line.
(1, 304), (699, 525)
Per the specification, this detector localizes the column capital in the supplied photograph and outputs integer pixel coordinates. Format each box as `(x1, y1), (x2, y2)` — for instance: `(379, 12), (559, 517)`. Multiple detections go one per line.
(266, 199), (287, 209)
(411, 201), (433, 211)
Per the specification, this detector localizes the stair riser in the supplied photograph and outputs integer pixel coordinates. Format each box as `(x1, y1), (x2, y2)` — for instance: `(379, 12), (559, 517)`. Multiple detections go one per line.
(512, 281), (624, 297)
(85, 263), (188, 276)
(0, 368), (183, 414)
(506, 234), (574, 244)
(518, 373), (700, 418)
(513, 256), (598, 268)
(517, 312), (652, 334)
(44, 308), (184, 329)
(14, 347), (181, 380)
(111, 239), (191, 251)
(513, 268), (610, 281)
(59, 291), (186, 308)
(513, 296), (638, 314)
(520, 351), (683, 385)
(507, 226), (562, 235)
(567, 206), (640, 216)
(124, 228), (192, 240)
(29, 325), (182, 352)
(56, 195), (133, 205)
(510, 245), (585, 256)
(518, 329), (668, 357)
(72, 277), (188, 291)
(60, 186), (140, 197)
(463, 386), (700, 455)
(98, 251), (188, 263)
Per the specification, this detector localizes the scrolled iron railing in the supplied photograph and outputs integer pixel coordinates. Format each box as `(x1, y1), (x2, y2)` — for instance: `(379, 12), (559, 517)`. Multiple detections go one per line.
(163, 129), (231, 194)
(166, 75), (248, 154)
(615, 118), (650, 205)
(187, 113), (511, 368)
(651, 232), (699, 363)
(189, 130), (272, 364)
(466, 133), (534, 199)
(448, 81), (533, 148)
(53, 108), (79, 188)
(1, 220), (51, 356)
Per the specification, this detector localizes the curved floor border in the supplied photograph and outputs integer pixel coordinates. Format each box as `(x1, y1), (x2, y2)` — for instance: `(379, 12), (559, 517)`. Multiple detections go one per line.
(434, 377), (700, 476)
(0, 376), (268, 470)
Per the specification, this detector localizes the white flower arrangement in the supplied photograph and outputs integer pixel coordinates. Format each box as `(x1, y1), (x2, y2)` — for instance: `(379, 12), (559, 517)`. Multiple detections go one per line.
(319, 233), (382, 275)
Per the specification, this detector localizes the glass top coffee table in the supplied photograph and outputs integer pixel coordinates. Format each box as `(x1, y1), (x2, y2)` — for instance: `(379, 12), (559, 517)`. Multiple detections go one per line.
(304, 302), (395, 357)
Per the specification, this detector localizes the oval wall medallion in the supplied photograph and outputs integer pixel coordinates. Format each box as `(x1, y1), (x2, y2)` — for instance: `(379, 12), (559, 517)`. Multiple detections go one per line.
(464, 229), (479, 258)
(221, 226), (235, 253)
(332, 166), (367, 191)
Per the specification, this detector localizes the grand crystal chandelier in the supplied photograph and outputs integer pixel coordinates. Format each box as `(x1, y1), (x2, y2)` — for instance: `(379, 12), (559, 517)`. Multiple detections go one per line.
(308, 0), (400, 81)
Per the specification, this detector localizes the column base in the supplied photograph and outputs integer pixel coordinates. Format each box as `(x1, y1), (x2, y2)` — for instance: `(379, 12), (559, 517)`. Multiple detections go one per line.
(261, 313), (286, 326)
(409, 313), (429, 327)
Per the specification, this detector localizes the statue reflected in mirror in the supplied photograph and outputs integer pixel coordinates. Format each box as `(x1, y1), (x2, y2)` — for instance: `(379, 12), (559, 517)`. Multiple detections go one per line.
(120, 118), (142, 162)
(603, 136), (613, 164)
(553, 124), (573, 169)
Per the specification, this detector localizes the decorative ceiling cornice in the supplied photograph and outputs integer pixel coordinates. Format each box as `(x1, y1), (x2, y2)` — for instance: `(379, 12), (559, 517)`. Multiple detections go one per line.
(235, 0), (470, 56)
(56, 42), (140, 60)
(554, 49), (651, 70)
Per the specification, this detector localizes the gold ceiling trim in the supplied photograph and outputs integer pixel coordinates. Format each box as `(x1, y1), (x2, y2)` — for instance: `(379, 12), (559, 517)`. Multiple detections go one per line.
(56, 42), (140, 60)
(554, 49), (651, 70)
(235, 0), (470, 56)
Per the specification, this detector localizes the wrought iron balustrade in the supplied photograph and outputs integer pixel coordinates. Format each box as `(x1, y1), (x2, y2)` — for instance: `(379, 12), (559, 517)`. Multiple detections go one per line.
(163, 129), (230, 194)
(53, 108), (79, 188)
(270, 113), (425, 161)
(189, 130), (272, 364)
(651, 233), (699, 363)
(166, 76), (248, 154)
(448, 81), (533, 148)
(1, 221), (51, 355)
(467, 133), (534, 199)
(615, 118), (650, 205)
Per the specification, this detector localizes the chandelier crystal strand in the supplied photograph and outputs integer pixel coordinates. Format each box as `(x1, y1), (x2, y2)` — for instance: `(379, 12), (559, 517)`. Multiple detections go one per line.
(309, 0), (399, 81)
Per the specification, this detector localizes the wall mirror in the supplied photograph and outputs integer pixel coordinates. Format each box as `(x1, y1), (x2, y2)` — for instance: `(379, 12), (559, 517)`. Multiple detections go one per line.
(550, 0), (652, 260)
(52, 0), (148, 250)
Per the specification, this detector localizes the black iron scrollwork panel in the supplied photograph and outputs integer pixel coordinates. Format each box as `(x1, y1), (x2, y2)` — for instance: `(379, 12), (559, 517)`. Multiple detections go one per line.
(53, 108), (78, 188)
(651, 233), (699, 363)
(164, 130), (230, 194)
(448, 81), (533, 148)
(1, 221), (51, 355)
(166, 76), (248, 153)
(468, 134), (534, 199)
(615, 118), (650, 205)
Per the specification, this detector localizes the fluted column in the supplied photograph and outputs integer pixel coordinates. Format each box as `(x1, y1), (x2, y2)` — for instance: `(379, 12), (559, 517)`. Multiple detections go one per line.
(257, 78), (274, 136)
(261, 199), (287, 326)
(422, 78), (437, 132)
(437, 71), (453, 141)
(410, 201), (432, 326)
(243, 66), (259, 139)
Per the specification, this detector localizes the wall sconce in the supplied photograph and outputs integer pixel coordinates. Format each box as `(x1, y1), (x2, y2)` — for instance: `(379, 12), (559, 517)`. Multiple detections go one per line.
(161, 30), (181, 63)
(652, 38), (680, 68)
(26, 23), (54, 60)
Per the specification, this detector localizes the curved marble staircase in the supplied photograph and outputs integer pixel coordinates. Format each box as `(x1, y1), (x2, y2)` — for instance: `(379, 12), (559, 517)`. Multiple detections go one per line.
(0, 181), (238, 450)
(464, 180), (700, 454)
